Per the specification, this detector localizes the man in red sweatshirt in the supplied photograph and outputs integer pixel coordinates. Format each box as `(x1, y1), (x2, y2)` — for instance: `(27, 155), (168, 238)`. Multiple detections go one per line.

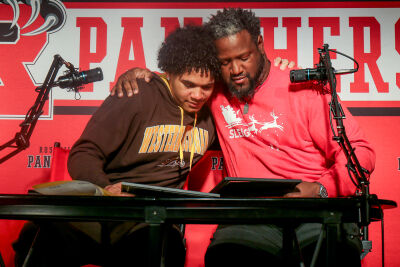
(203, 8), (373, 267)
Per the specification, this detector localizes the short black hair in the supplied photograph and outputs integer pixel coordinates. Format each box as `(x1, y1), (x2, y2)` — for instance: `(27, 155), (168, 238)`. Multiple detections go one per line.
(158, 25), (220, 79)
(205, 8), (260, 44)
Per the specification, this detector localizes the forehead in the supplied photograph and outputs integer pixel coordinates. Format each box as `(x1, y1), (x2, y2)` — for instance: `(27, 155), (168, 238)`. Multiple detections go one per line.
(214, 30), (256, 58)
(178, 70), (214, 83)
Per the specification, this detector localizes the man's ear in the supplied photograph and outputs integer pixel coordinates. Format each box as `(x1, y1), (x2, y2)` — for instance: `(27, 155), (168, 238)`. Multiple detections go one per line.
(257, 35), (265, 55)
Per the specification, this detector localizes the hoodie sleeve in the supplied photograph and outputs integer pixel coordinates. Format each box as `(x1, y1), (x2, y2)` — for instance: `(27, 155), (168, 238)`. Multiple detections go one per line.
(67, 95), (139, 187)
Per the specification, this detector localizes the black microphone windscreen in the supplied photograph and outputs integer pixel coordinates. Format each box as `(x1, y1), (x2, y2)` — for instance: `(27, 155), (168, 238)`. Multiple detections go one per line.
(56, 67), (103, 89)
(82, 67), (103, 84)
(290, 68), (327, 83)
(290, 69), (308, 83)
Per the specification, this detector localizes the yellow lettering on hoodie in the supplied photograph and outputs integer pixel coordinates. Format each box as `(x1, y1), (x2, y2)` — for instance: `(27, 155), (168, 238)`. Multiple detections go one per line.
(139, 125), (208, 155)
(139, 127), (154, 153)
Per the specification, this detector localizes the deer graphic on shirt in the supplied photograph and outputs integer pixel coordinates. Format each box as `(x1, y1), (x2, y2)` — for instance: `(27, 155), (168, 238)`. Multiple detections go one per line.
(220, 105), (284, 135)
(259, 111), (284, 132)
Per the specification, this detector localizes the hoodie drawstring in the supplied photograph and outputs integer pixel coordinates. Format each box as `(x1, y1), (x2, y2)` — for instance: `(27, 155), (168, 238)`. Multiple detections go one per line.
(161, 75), (198, 170)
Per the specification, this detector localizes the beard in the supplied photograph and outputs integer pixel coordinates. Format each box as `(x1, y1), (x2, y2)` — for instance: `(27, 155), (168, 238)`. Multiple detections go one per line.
(227, 54), (266, 100)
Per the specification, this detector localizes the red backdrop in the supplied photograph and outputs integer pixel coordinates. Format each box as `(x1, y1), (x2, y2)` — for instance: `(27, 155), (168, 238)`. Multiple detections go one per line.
(0, 1), (399, 266)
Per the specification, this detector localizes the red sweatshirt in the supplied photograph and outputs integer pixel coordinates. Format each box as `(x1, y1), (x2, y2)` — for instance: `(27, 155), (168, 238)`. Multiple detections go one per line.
(209, 65), (375, 197)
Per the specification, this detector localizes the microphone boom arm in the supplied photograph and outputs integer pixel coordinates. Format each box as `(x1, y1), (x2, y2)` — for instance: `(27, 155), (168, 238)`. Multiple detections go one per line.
(319, 44), (370, 198)
(0, 55), (69, 164)
(318, 44), (372, 258)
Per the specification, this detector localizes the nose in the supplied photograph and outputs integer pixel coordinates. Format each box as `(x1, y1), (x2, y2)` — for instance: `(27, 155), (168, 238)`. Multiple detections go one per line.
(191, 87), (204, 101)
(230, 60), (242, 76)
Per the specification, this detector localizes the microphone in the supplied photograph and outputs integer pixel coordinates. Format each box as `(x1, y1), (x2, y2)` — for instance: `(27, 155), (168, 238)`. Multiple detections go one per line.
(55, 67), (103, 89)
(290, 68), (326, 83)
(290, 68), (355, 83)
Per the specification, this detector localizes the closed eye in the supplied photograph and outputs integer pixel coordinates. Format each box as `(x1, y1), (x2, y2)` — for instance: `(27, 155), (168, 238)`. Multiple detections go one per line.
(202, 84), (214, 91)
(241, 53), (250, 61)
(220, 60), (229, 66)
(183, 81), (195, 88)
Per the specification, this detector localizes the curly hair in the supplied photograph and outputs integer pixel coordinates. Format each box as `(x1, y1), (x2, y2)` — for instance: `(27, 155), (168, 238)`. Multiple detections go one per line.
(158, 25), (220, 79)
(205, 8), (260, 44)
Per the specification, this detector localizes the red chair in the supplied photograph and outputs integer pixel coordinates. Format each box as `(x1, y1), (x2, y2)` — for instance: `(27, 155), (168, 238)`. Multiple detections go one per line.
(49, 142), (72, 182)
(21, 142), (98, 267)
(184, 150), (227, 267)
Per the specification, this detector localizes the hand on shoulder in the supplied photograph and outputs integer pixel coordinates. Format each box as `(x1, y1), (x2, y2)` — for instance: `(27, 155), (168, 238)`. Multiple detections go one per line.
(110, 68), (154, 97)
(274, 57), (296, 70)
